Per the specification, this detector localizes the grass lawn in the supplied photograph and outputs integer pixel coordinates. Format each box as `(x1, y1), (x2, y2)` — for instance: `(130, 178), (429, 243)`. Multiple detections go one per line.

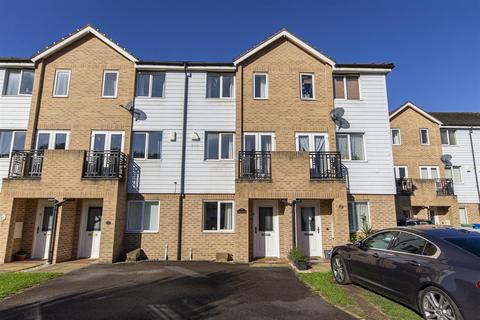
(0, 272), (60, 299)
(298, 271), (421, 320)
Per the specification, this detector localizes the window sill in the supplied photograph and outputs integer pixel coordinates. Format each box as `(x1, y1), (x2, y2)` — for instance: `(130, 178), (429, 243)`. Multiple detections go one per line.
(52, 95), (69, 98)
(202, 230), (235, 234)
(253, 97), (268, 100)
(101, 96), (118, 99)
(301, 98), (316, 101)
(205, 97), (235, 100)
(135, 96), (166, 100)
(342, 160), (368, 163)
(204, 159), (235, 162)
(125, 230), (159, 234)
(1, 94), (32, 97)
(334, 98), (363, 103)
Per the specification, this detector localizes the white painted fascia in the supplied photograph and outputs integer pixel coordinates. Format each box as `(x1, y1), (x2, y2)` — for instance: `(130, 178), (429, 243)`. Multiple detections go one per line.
(333, 67), (392, 74)
(0, 62), (34, 68)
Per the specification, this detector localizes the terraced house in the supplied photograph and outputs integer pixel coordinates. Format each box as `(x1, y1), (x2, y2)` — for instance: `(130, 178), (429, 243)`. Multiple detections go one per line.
(0, 25), (397, 264)
(390, 102), (480, 226)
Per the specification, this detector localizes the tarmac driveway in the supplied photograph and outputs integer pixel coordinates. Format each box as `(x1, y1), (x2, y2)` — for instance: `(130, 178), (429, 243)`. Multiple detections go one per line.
(0, 261), (354, 320)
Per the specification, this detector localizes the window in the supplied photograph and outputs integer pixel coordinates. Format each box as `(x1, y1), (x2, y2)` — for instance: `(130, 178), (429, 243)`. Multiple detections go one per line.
(348, 202), (370, 232)
(459, 208), (468, 225)
(363, 231), (396, 249)
(0, 131), (25, 158)
(126, 201), (159, 232)
(135, 72), (165, 98)
(35, 131), (69, 150)
(336, 133), (365, 161)
(102, 70), (118, 98)
(53, 70), (71, 97)
(391, 129), (401, 145)
(91, 131), (124, 151)
(244, 133), (275, 152)
(253, 73), (268, 99)
(300, 73), (315, 99)
(445, 166), (462, 183)
(333, 75), (360, 100)
(390, 232), (426, 255)
(3, 69), (34, 95)
(419, 128), (429, 145)
(132, 132), (162, 159)
(419, 166), (439, 179)
(206, 73), (234, 98)
(394, 166), (408, 179)
(203, 201), (234, 232)
(205, 132), (234, 160)
(440, 129), (456, 145)
(296, 133), (327, 152)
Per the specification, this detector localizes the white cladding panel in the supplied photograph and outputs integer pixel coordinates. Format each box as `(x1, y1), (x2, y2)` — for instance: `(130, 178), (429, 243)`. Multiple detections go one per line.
(335, 74), (396, 195)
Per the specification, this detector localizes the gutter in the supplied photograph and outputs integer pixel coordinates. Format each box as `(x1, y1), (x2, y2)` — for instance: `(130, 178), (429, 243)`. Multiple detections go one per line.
(177, 63), (190, 260)
(469, 128), (480, 202)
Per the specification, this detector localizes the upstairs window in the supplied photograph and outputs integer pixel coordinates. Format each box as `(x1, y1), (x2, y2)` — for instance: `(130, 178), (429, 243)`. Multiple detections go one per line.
(419, 166), (439, 179)
(53, 70), (71, 97)
(36, 131), (69, 150)
(0, 131), (25, 158)
(445, 166), (462, 183)
(419, 128), (430, 145)
(300, 73), (315, 99)
(132, 131), (162, 159)
(391, 129), (401, 145)
(253, 73), (268, 99)
(440, 129), (456, 145)
(136, 72), (165, 98)
(102, 70), (118, 98)
(3, 69), (34, 95)
(337, 133), (365, 161)
(205, 132), (234, 160)
(206, 73), (234, 98)
(333, 75), (360, 100)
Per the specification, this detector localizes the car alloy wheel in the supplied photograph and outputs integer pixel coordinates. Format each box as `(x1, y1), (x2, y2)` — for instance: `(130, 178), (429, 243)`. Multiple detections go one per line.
(332, 256), (345, 283)
(422, 290), (457, 320)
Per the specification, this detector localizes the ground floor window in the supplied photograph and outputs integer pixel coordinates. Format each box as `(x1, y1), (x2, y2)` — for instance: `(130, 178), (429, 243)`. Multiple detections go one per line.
(459, 208), (468, 225)
(203, 201), (234, 232)
(348, 202), (370, 232)
(126, 201), (160, 232)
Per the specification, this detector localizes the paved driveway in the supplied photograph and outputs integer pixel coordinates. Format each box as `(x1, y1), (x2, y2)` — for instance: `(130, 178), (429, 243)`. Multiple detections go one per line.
(0, 262), (354, 320)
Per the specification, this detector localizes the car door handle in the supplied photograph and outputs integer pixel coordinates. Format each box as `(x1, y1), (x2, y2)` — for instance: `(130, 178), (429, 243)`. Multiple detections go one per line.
(372, 253), (379, 258)
(409, 260), (421, 267)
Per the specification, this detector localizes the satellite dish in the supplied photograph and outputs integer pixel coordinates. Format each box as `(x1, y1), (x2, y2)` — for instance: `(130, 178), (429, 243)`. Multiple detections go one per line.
(330, 108), (350, 129)
(120, 100), (134, 112)
(441, 154), (453, 167)
(133, 109), (147, 121)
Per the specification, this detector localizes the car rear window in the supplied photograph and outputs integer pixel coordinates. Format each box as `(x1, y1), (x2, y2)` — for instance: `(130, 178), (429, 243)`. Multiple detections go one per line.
(444, 237), (480, 257)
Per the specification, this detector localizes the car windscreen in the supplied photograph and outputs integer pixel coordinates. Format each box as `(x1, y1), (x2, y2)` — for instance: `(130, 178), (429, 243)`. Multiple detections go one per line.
(444, 237), (480, 257)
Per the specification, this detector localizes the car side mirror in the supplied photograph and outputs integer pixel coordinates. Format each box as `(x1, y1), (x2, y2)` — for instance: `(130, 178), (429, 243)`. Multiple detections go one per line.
(355, 241), (363, 249)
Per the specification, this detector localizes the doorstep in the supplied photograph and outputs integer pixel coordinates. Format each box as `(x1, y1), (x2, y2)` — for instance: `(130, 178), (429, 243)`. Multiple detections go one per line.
(0, 260), (46, 273)
(250, 257), (289, 267)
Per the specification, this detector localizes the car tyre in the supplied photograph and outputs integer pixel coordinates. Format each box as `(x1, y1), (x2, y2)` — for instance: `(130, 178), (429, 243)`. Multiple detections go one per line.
(331, 254), (351, 285)
(419, 286), (463, 320)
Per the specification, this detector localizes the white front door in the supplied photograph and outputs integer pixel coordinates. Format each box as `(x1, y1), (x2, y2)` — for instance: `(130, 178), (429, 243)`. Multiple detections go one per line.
(32, 203), (54, 260)
(297, 201), (322, 257)
(78, 201), (103, 259)
(253, 201), (279, 258)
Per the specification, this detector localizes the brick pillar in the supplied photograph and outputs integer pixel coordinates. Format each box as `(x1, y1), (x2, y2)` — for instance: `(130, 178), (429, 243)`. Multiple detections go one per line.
(332, 196), (350, 246)
(448, 203), (461, 226)
(234, 197), (250, 263)
(0, 196), (16, 263)
(280, 199), (294, 258)
(53, 200), (78, 263)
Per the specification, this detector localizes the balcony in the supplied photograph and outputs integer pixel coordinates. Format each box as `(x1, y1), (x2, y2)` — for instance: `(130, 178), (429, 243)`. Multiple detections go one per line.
(435, 178), (454, 196)
(309, 152), (344, 180)
(8, 150), (44, 179)
(83, 151), (127, 179)
(238, 151), (271, 180)
(396, 178), (413, 195)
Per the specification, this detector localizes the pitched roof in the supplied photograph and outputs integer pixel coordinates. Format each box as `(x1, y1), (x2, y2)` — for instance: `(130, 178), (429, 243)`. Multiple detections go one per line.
(389, 101), (443, 125)
(31, 24), (138, 62)
(0, 57), (32, 63)
(233, 28), (336, 66)
(429, 112), (480, 127)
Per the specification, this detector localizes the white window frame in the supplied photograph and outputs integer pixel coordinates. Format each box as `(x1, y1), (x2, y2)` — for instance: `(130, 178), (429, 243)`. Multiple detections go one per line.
(445, 166), (463, 184)
(348, 201), (371, 232)
(3, 69), (34, 96)
(53, 69), (71, 97)
(391, 129), (401, 145)
(394, 166), (409, 179)
(459, 208), (468, 225)
(419, 128), (430, 145)
(243, 132), (276, 151)
(295, 133), (329, 152)
(0, 130), (26, 158)
(333, 75), (362, 101)
(206, 73), (235, 99)
(102, 70), (119, 98)
(336, 133), (367, 161)
(299, 73), (315, 100)
(202, 200), (235, 233)
(90, 131), (125, 151)
(419, 166), (440, 179)
(35, 130), (70, 150)
(135, 72), (166, 98)
(440, 128), (456, 145)
(132, 131), (163, 160)
(253, 72), (268, 100)
(204, 132), (234, 161)
(126, 200), (160, 233)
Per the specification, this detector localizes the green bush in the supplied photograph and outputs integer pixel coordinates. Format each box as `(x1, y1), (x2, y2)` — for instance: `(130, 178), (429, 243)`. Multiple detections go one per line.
(288, 247), (306, 262)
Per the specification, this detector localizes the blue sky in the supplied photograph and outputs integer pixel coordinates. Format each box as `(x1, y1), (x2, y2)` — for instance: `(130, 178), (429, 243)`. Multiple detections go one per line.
(0, 0), (478, 112)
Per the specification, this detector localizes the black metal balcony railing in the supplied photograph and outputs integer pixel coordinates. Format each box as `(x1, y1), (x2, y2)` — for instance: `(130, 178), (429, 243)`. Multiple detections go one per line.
(83, 151), (126, 179)
(309, 152), (344, 179)
(396, 178), (413, 195)
(238, 151), (271, 180)
(8, 150), (44, 179)
(436, 178), (455, 196)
